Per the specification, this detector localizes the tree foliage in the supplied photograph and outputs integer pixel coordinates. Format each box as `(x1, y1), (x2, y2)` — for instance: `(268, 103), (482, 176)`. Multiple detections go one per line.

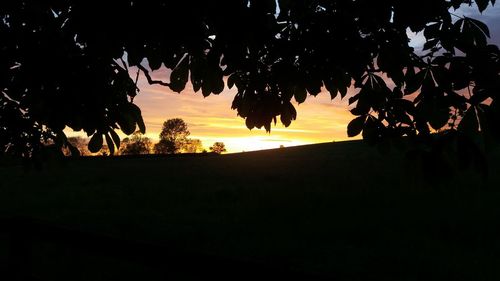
(0, 1), (499, 164)
(119, 132), (152, 155)
(183, 139), (204, 153)
(154, 140), (176, 155)
(210, 142), (227, 154)
(154, 118), (190, 154)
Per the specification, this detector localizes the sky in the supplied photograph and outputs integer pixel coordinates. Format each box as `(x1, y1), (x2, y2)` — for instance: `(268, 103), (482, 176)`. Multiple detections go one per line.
(66, 3), (500, 153)
(130, 70), (357, 153)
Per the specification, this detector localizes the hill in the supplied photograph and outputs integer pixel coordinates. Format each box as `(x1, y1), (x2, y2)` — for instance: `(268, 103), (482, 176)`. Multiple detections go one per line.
(0, 140), (499, 280)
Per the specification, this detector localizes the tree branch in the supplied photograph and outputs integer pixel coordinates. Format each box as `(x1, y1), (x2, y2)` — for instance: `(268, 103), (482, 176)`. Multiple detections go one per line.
(119, 57), (129, 72)
(137, 64), (171, 87)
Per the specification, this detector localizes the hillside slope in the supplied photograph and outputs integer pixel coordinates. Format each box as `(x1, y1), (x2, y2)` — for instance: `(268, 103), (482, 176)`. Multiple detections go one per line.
(1, 140), (499, 280)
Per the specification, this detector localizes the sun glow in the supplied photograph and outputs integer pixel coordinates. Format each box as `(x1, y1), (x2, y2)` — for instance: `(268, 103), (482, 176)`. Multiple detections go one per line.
(65, 66), (360, 153)
(132, 75), (358, 153)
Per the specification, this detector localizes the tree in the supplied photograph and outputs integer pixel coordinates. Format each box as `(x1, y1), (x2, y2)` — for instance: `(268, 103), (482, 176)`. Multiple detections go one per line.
(1, 1), (499, 167)
(154, 118), (190, 154)
(183, 139), (204, 153)
(209, 142), (227, 154)
(119, 131), (152, 155)
(153, 140), (176, 155)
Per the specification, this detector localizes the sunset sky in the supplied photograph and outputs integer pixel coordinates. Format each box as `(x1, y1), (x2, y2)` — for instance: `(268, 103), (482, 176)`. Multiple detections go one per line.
(132, 75), (357, 153)
(66, 3), (500, 153)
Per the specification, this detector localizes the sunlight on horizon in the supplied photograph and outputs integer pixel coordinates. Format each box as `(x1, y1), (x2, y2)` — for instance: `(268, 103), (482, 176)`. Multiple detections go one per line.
(63, 3), (500, 154)
(65, 74), (359, 153)
(128, 70), (359, 153)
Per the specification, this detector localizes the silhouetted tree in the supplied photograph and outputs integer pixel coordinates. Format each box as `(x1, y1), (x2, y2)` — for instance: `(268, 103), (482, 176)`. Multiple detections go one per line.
(154, 118), (190, 154)
(0, 0), (499, 168)
(209, 142), (227, 154)
(119, 132), (152, 155)
(183, 139), (204, 153)
(153, 140), (176, 155)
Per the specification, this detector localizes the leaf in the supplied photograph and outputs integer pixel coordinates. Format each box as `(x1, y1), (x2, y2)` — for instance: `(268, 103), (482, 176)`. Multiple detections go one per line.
(67, 143), (81, 157)
(118, 117), (136, 135)
(245, 116), (255, 130)
(339, 85), (348, 99)
(148, 54), (163, 71)
(361, 116), (381, 143)
(136, 113), (146, 134)
(227, 73), (237, 89)
(449, 57), (471, 90)
(88, 133), (103, 153)
(280, 102), (297, 127)
(404, 70), (425, 95)
(190, 55), (205, 92)
(392, 98), (415, 114)
(475, 0), (489, 12)
(456, 17), (489, 48)
(378, 46), (406, 86)
(332, 70), (351, 99)
(130, 103), (146, 134)
(264, 122), (271, 133)
(126, 48), (142, 67)
(118, 104), (137, 135)
(324, 78), (338, 100)
(211, 68), (225, 95)
(105, 133), (115, 155)
(467, 17), (490, 37)
(450, 0), (463, 9)
(424, 22), (441, 39)
(393, 87), (404, 99)
(169, 56), (189, 93)
(348, 94), (359, 105)
(469, 87), (489, 105)
(350, 106), (367, 116)
(294, 85), (307, 104)
(201, 80), (212, 97)
(350, 93), (371, 116)
(458, 106), (479, 134)
(200, 54), (225, 96)
(429, 106), (450, 130)
(423, 39), (439, 51)
(329, 86), (339, 100)
(347, 115), (366, 137)
(109, 129), (121, 149)
(305, 79), (322, 96)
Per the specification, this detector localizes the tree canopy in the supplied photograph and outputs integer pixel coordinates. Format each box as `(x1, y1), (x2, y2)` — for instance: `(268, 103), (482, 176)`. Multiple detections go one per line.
(210, 142), (227, 154)
(183, 139), (204, 154)
(154, 118), (190, 154)
(120, 132), (153, 155)
(1, 0), (499, 162)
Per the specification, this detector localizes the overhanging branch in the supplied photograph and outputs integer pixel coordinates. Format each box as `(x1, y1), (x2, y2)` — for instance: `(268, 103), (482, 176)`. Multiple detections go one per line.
(137, 64), (171, 87)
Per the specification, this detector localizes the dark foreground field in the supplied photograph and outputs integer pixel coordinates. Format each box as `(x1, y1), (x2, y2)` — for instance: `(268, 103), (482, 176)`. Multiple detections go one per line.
(1, 140), (500, 280)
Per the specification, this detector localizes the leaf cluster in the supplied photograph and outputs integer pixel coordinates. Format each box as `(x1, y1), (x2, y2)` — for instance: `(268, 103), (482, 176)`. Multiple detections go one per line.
(0, 1), (499, 166)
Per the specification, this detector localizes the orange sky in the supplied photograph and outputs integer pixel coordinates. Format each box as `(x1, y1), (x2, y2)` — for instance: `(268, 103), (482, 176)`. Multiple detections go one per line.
(130, 68), (358, 153)
(63, 64), (358, 153)
(62, 4), (499, 153)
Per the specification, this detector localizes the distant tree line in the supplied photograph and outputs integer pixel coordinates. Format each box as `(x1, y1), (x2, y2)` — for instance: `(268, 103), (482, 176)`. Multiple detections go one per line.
(63, 118), (226, 156)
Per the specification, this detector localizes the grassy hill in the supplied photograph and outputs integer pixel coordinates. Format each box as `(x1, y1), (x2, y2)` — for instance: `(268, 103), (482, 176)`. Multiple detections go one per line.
(1, 140), (500, 280)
